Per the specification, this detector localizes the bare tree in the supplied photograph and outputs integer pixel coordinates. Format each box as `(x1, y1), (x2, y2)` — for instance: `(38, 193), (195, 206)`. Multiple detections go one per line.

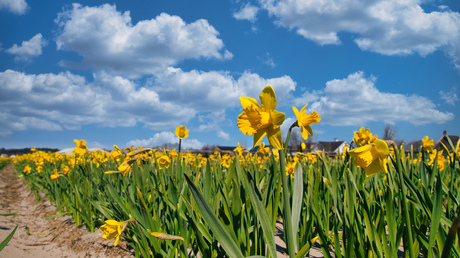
(382, 124), (397, 141)
(288, 130), (300, 155)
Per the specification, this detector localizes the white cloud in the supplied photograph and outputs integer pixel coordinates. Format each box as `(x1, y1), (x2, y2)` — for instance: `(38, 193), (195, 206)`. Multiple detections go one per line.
(55, 3), (232, 78)
(296, 71), (454, 126)
(259, 0), (460, 70)
(6, 33), (47, 62)
(126, 131), (205, 149)
(233, 3), (260, 22)
(153, 67), (295, 111)
(217, 130), (230, 140)
(0, 69), (295, 136)
(440, 87), (458, 106)
(0, 0), (28, 14)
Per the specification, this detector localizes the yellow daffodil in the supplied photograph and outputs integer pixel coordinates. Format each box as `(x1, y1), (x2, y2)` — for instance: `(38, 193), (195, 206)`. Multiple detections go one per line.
(50, 169), (60, 183)
(100, 220), (125, 246)
(353, 127), (377, 146)
(348, 139), (389, 177)
(175, 125), (189, 139)
(292, 104), (321, 140)
(23, 165), (31, 174)
(422, 136), (434, 152)
(286, 162), (296, 178)
(237, 86), (285, 150)
(73, 139), (88, 156)
(158, 155), (171, 169)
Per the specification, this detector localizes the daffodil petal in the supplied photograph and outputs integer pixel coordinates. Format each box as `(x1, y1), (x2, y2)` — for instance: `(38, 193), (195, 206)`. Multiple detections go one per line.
(253, 129), (267, 148)
(266, 125), (283, 150)
(240, 96), (260, 109)
(259, 86), (277, 111)
(271, 110), (285, 126)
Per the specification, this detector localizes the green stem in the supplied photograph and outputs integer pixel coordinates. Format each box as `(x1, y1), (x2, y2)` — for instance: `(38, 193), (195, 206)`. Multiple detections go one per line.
(178, 138), (182, 153)
(280, 149), (295, 257)
(394, 146), (415, 258)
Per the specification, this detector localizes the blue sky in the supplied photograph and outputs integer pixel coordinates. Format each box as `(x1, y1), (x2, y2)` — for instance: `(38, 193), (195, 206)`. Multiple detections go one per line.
(0, 0), (459, 150)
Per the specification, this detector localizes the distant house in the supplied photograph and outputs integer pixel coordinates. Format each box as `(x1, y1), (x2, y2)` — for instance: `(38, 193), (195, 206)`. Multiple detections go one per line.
(434, 131), (459, 152)
(311, 139), (349, 157)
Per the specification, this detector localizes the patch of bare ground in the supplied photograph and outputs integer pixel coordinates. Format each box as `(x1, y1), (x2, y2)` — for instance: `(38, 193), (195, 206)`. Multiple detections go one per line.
(0, 162), (133, 257)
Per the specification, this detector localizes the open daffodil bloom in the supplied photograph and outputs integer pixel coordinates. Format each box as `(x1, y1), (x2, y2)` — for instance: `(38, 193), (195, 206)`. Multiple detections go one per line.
(292, 104), (321, 140)
(348, 139), (389, 177)
(237, 86), (285, 149)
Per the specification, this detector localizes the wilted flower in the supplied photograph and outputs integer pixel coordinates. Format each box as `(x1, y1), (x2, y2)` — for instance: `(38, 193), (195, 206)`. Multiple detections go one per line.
(237, 86), (285, 150)
(175, 125), (189, 139)
(348, 139), (389, 177)
(292, 104), (321, 140)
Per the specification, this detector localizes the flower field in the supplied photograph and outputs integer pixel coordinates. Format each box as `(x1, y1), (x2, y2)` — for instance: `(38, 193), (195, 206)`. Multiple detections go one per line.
(10, 86), (460, 258)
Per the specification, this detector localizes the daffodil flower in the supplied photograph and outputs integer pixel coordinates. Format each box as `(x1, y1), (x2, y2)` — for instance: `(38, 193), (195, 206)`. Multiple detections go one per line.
(175, 125), (189, 139)
(158, 155), (171, 169)
(99, 220), (125, 246)
(353, 127), (377, 146)
(422, 136), (434, 152)
(348, 139), (389, 177)
(73, 139), (88, 156)
(237, 86), (285, 149)
(292, 104), (321, 140)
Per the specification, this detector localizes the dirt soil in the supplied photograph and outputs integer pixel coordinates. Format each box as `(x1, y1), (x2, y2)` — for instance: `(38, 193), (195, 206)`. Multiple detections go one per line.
(0, 162), (326, 257)
(0, 162), (134, 257)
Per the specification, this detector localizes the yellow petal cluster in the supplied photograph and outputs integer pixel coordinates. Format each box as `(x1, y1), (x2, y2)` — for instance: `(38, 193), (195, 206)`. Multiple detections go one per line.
(292, 104), (321, 140)
(175, 125), (189, 139)
(353, 127), (377, 146)
(348, 139), (389, 177)
(100, 220), (125, 246)
(237, 86), (285, 150)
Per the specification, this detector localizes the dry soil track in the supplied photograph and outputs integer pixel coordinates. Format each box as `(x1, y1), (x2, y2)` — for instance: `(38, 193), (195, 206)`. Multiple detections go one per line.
(0, 162), (133, 257)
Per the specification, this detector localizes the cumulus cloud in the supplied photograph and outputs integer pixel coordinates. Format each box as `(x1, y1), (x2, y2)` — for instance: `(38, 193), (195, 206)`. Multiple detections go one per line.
(55, 3), (232, 78)
(6, 33), (47, 62)
(0, 69), (295, 136)
(296, 71), (454, 126)
(126, 131), (205, 149)
(259, 0), (460, 70)
(233, 3), (260, 22)
(0, 0), (28, 14)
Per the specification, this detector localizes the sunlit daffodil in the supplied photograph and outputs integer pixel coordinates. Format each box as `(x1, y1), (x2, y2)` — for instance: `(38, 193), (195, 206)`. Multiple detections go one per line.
(73, 139), (88, 156)
(292, 104), (321, 140)
(23, 165), (31, 174)
(422, 136), (434, 152)
(348, 139), (389, 177)
(286, 162), (296, 178)
(237, 86), (285, 150)
(175, 125), (189, 139)
(100, 220), (125, 246)
(158, 155), (171, 169)
(50, 169), (60, 183)
(353, 127), (377, 146)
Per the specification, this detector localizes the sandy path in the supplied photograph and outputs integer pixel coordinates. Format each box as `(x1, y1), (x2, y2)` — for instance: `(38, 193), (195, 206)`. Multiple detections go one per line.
(0, 163), (133, 257)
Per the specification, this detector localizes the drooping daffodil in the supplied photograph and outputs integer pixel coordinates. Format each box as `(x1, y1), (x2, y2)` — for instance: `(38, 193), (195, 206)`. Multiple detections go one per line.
(237, 86), (285, 150)
(348, 139), (389, 177)
(99, 220), (125, 246)
(292, 104), (321, 140)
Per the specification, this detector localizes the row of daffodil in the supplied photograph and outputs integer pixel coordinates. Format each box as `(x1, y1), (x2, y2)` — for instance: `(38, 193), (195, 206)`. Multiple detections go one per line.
(12, 85), (460, 258)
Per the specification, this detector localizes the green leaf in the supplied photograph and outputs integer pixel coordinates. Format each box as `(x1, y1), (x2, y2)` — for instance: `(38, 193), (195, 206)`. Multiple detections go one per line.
(184, 174), (244, 258)
(291, 162), (303, 248)
(0, 225), (18, 251)
(235, 157), (278, 258)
